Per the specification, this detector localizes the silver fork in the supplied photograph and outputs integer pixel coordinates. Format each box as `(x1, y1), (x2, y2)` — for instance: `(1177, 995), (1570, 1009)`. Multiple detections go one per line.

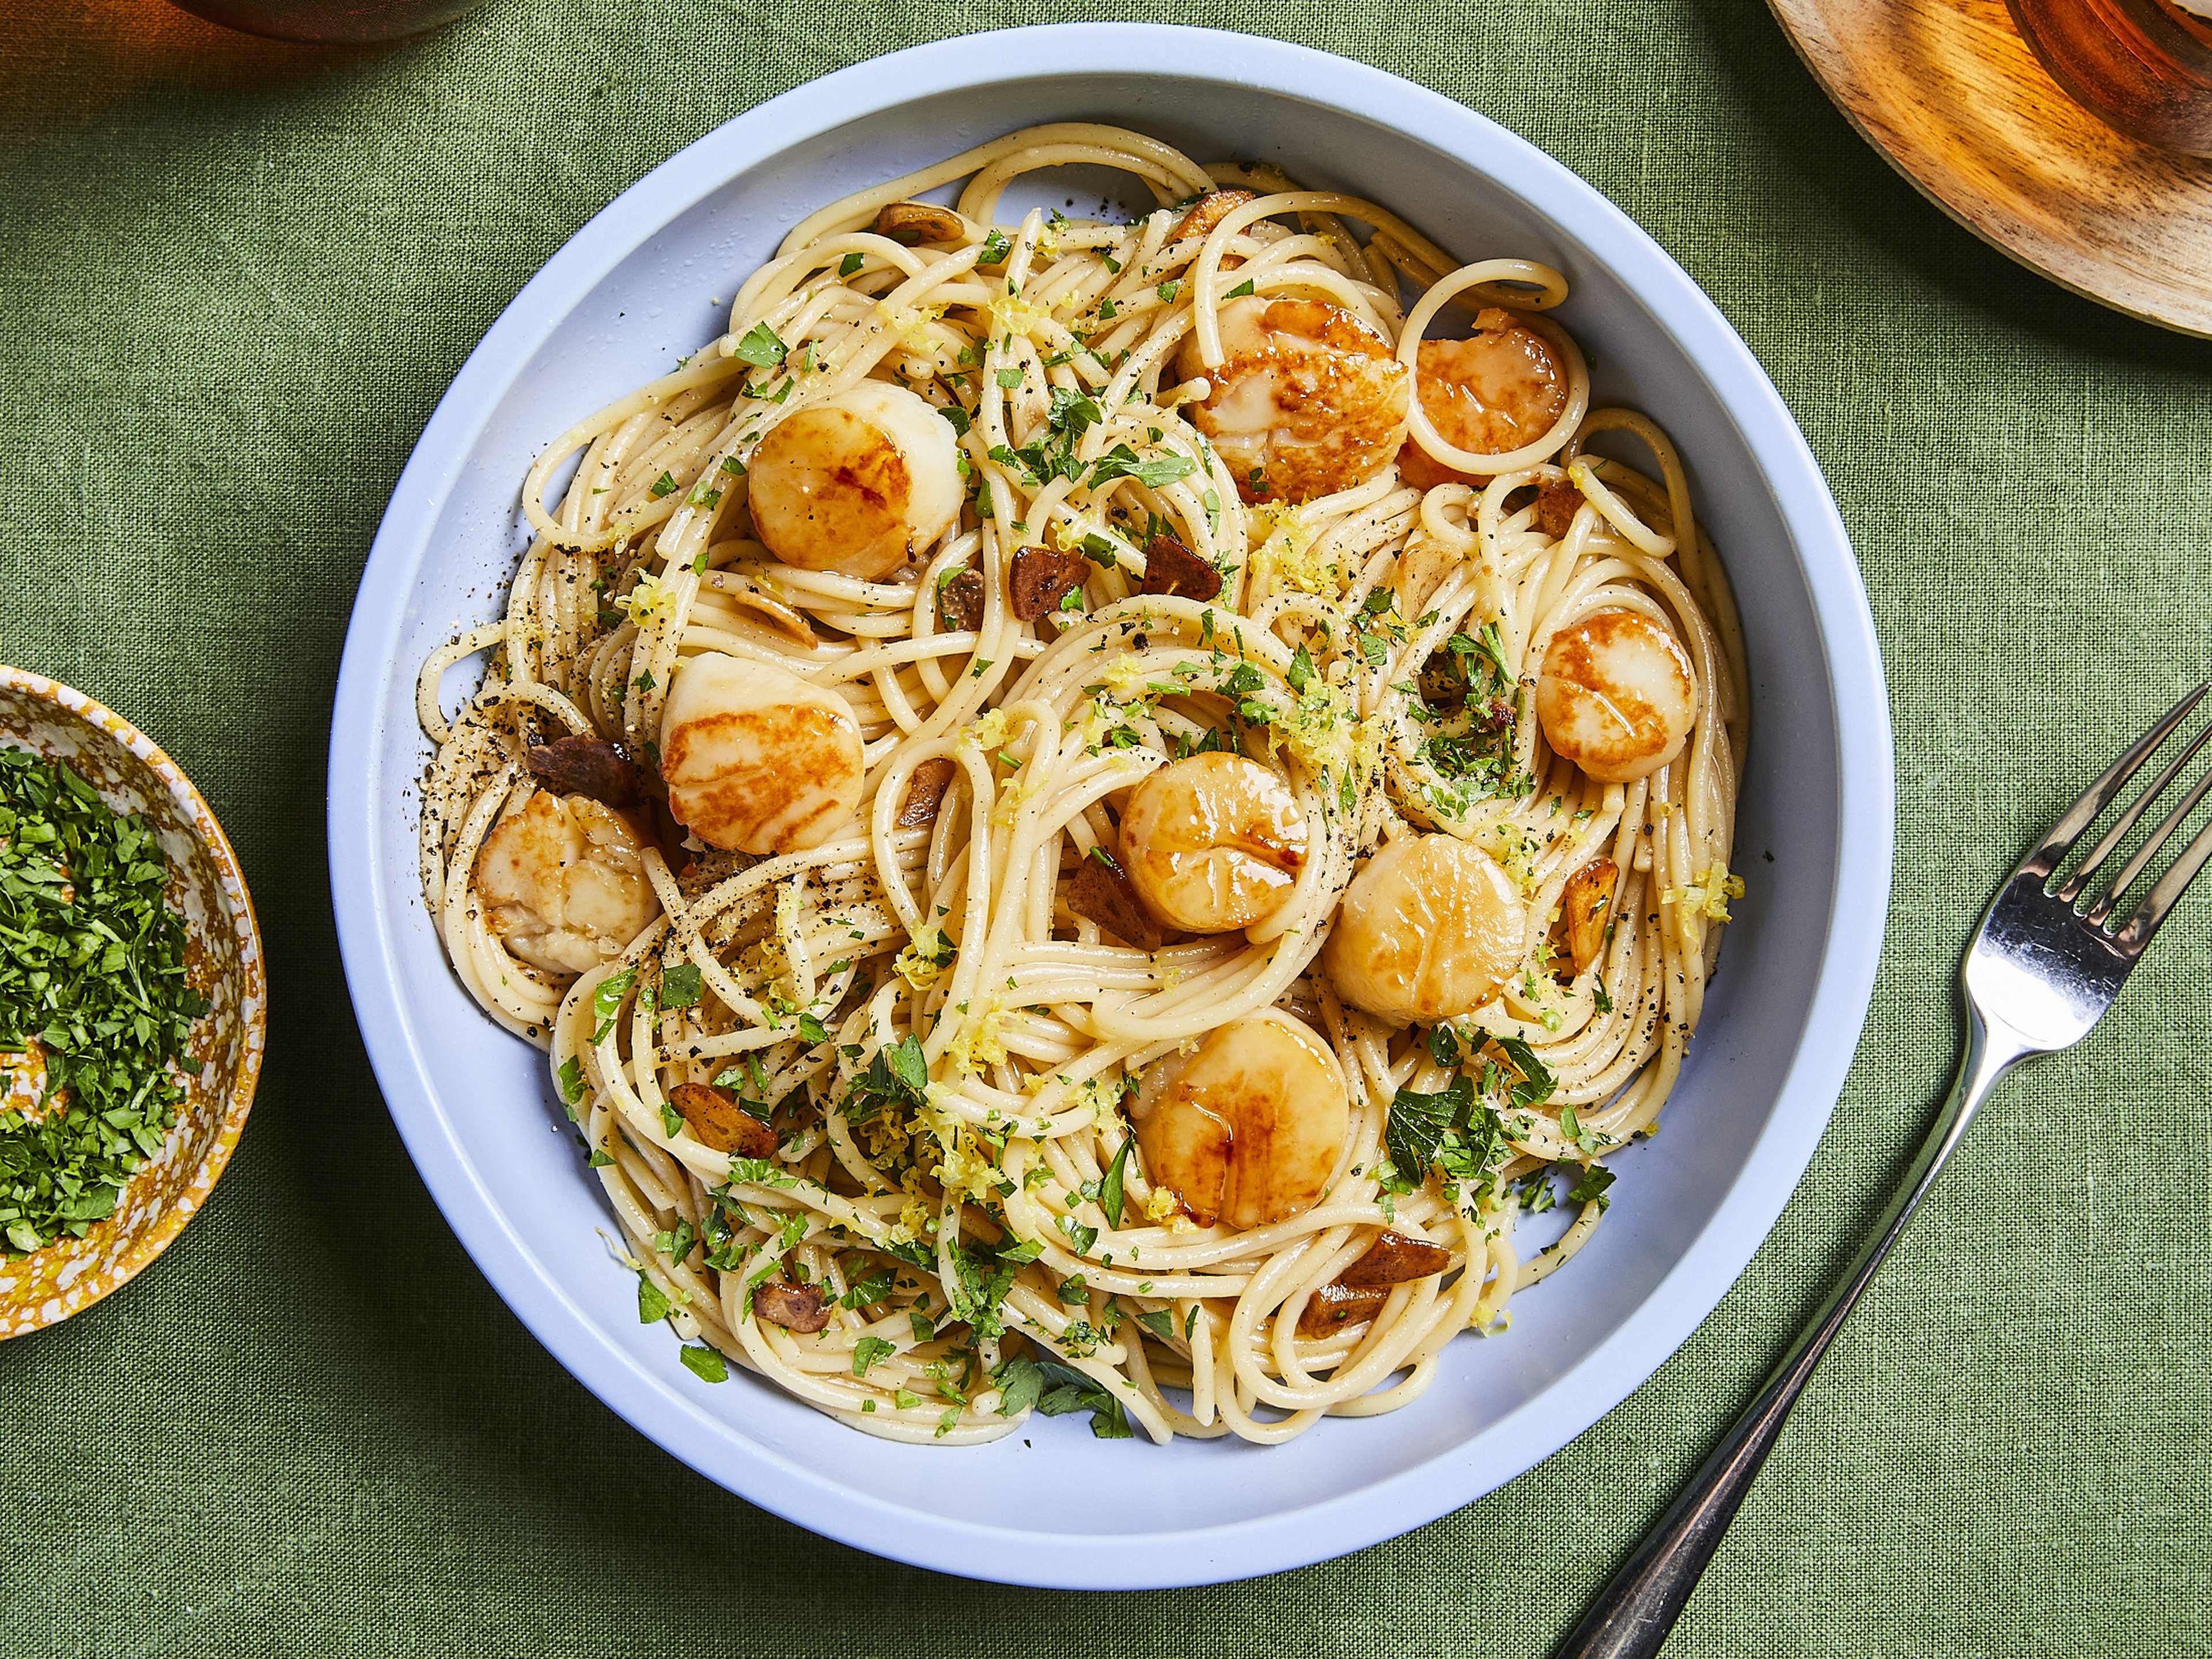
(1556, 683), (2212, 1659)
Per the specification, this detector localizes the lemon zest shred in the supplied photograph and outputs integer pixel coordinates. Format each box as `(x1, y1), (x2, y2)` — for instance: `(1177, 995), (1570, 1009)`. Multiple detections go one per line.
(986, 291), (1051, 338)
(944, 997), (1009, 1078)
(1248, 504), (1332, 595)
(1659, 864), (1744, 923)
(1100, 654), (1153, 699)
(958, 707), (1013, 754)
(616, 572), (679, 630)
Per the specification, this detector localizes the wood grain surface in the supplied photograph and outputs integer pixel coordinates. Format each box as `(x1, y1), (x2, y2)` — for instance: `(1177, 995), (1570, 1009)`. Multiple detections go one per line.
(1768, 0), (2212, 336)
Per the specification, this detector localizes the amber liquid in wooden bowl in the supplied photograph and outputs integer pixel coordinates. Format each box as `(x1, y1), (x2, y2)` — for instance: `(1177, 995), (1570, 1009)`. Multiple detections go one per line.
(2006, 0), (2212, 154)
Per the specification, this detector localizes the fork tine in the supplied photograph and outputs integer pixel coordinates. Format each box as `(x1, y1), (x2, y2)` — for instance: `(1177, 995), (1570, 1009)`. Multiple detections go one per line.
(2084, 752), (2212, 923)
(2113, 809), (2212, 954)
(2019, 683), (2210, 882)
(2056, 715), (2212, 902)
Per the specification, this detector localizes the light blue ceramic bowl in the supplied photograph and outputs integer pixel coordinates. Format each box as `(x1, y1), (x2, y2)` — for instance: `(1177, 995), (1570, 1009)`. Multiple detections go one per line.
(329, 24), (1892, 1589)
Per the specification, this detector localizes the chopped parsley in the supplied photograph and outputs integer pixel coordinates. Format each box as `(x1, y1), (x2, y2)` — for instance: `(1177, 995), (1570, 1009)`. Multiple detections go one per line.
(1059, 1213), (1099, 1256)
(842, 1033), (930, 1128)
(840, 1264), (896, 1309)
(1568, 1161), (1616, 1209)
(1559, 1101), (1601, 1156)
(1381, 1040), (1548, 1199)
(590, 968), (634, 1042)
(0, 752), (204, 1255)
(732, 321), (787, 368)
(945, 1233), (1033, 1339)
(680, 1344), (730, 1383)
(993, 1353), (1132, 1438)
(1088, 445), (1196, 490)
(1384, 1073), (1474, 1179)
(853, 1336), (896, 1377)
(1099, 1138), (1131, 1228)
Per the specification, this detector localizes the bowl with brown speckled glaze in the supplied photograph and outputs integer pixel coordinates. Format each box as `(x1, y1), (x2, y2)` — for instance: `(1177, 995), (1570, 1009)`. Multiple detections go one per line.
(0, 666), (265, 1338)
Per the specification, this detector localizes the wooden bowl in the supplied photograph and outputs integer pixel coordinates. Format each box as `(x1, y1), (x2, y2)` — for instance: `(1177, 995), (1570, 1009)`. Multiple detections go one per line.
(0, 667), (266, 1338)
(1767, 0), (2212, 338)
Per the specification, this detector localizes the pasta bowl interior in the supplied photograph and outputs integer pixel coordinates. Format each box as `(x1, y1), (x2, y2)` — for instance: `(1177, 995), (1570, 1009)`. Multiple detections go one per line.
(330, 25), (1890, 1588)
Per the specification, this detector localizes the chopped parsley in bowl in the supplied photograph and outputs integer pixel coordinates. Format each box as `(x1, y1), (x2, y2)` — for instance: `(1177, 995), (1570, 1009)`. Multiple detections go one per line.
(0, 749), (207, 1255)
(0, 667), (264, 1336)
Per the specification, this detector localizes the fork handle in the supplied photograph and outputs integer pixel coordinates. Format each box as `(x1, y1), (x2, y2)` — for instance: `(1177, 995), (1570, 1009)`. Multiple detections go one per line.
(1552, 1008), (2032, 1659)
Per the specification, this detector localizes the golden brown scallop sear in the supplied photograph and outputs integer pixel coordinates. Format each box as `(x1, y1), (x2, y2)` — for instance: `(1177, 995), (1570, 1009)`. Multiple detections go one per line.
(1396, 310), (1569, 490)
(1321, 833), (1528, 1025)
(1119, 753), (1308, 935)
(1066, 848), (1177, 952)
(1169, 188), (1257, 243)
(1535, 609), (1698, 785)
(872, 200), (966, 247)
(935, 566), (986, 633)
(1130, 1010), (1349, 1230)
(475, 791), (661, 976)
(1556, 856), (1619, 979)
(659, 651), (866, 854)
(897, 757), (957, 828)
(1135, 533), (1225, 603)
(753, 1279), (834, 1333)
(666, 1082), (779, 1160)
(524, 734), (642, 808)
(1177, 296), (1412, 505)
(1296, 1280), (1391, 1338)
(746, 381), (963, 582)
(1008, 546), (1089, 621)
(1340, 1229), (1451, 1289)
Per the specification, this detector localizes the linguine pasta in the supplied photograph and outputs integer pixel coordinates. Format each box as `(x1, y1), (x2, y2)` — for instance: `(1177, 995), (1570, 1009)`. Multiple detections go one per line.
(416, 125), (1745, 1446)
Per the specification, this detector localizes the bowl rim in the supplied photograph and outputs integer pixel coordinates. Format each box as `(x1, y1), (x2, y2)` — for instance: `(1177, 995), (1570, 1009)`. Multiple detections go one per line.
(0, 663), (267, 1338)
(327, 22), (1895, 1587)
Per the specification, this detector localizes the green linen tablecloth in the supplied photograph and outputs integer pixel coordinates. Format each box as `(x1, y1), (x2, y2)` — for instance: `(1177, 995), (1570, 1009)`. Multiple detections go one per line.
(4, 0), (2209, 1652)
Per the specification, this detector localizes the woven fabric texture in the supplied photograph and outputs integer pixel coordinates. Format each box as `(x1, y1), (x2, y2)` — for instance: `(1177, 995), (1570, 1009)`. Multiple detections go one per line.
(3, 0), (2209, 1653)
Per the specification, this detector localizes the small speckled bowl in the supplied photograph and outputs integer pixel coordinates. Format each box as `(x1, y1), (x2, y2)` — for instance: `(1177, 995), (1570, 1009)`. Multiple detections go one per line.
(0, 666), (265, 1338)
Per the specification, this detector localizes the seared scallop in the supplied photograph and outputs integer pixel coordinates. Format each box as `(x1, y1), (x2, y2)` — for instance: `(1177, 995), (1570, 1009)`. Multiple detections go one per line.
(1535, 609), (1697, 784)
(659, 651), (864, 854)
(1177, 297), (1411, 505)
(746, 381), (963, 581)
(1321, 834), (1527, 1025)
(1131, 1010), (1349, 1230)
(1396, 310), (1568, 489)
(476, 791), (660, 975)
(1119, 753), (1308, 934)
